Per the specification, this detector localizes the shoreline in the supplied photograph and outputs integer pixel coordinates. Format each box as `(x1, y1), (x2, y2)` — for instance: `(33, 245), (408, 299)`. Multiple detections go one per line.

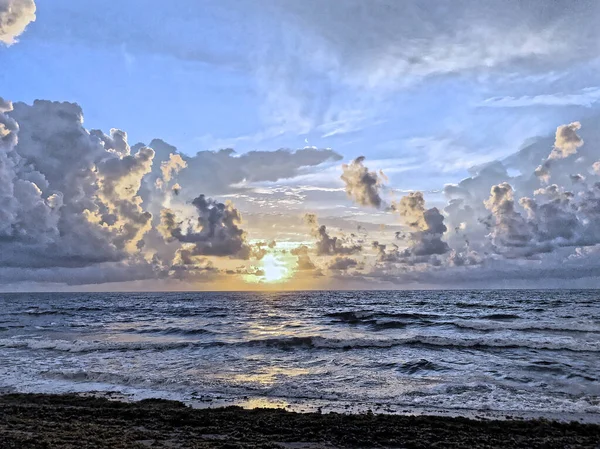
(6, 385), (599, 424)
(1, 393), (599, 448)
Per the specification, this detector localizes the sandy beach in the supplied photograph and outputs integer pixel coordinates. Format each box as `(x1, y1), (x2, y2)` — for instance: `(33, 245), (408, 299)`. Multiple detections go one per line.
(1, 393), (599, 448)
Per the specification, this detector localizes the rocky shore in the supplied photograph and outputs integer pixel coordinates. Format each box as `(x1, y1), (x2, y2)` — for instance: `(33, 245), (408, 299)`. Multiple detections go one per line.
(0, 393), (598, 448)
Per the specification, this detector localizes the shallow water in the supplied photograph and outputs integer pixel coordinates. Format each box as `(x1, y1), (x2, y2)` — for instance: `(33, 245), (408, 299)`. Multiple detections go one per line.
(0, 290), (598, 420)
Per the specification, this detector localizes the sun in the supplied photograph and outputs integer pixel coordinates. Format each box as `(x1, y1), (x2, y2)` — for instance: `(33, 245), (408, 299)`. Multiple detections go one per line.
(259, 253), (291, 283)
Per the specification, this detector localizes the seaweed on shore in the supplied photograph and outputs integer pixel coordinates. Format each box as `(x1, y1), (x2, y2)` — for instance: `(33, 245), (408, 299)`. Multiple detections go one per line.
(0, 393), (599, 448)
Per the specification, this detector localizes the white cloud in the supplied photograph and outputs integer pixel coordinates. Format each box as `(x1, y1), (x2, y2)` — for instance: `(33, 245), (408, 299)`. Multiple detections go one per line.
(0, 0), (35, 45)
(480, 87), (600, 108)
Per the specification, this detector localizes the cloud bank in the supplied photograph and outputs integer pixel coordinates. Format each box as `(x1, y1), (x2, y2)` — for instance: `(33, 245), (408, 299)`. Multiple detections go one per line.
(0, 98), (343, 287)
(3, 94), (600, 289)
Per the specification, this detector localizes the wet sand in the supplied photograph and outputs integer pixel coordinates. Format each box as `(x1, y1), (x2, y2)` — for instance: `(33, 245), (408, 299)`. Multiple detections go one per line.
(0, 393), (599, 448)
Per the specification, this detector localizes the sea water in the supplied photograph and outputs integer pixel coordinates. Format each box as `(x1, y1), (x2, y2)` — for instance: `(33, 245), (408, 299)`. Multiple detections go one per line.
(0, 290), (598, 421)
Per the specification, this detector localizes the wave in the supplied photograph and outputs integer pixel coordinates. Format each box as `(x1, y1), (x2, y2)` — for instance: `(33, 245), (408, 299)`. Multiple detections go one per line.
(480, 313), (521, 320)
(326, 310), (439, 323)
(124, 327), (214, 336)
(450, 320), (600, 333)
(397, 358), (444, 374)
(370, 321), (408, 330)
(42, 369), (157, 387)
(21, 310), (64, 316)
(1, 334), (598, 354)
(326, 311), (598, 334)
(0, 338), (199, 353)
(454, 302), (492, 309)
(326, 311), (376, 323)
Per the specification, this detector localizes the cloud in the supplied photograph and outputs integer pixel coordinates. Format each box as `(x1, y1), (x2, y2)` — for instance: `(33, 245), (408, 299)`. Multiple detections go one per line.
(5, 88), (600, 288)
(160, 194), (251, 260)
(94, 144), (155, 253)
(480, 87), (600, 108)
(160, 153), (187, 184)
(327, 256), (359, 271)
(0, 98), (348, 287)
(340, 156), (385, 208)
(378, 118), (600, 285)
(394, 192), (428, 230)
(267, 0), (600, 89)
(483, 182), (533, 255)
(352, 125), (600, 285)
(304, 213), (362, 256)
(290, 245), (317, 271)
(0, 0), (35, 45)
(394, 192), (449, 255)
(1, 100), (131, 270)
(143, 140), (342, 199)
(533, 122), (584, 184)
(386, 192), (451, 263)
(549, 122), (583, 160)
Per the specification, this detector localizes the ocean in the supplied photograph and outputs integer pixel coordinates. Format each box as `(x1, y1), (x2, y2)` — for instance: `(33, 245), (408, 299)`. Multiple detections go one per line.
(0, 290), (598, 421)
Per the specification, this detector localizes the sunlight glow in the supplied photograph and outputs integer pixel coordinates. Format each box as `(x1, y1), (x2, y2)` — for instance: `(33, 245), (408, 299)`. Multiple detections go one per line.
(259, 253), (291, 283)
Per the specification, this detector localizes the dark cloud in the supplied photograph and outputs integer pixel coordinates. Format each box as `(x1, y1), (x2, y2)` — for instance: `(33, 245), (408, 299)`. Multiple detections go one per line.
(290, 245), (318, 271)
(328, 256), (359, 271)
(0, 100), (132, 270)
(340, 156), (385, 208)
(160, 194), (251, 259)
(483, 182), (532, 253)
(372, 241), (402, 263)
(392, 192), (450, 259)
(144, 140), (342, 199)
(304, 213), (362, 256)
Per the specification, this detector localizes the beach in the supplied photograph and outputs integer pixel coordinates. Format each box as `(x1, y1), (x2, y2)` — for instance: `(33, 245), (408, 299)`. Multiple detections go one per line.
(1, 393), (599, 448)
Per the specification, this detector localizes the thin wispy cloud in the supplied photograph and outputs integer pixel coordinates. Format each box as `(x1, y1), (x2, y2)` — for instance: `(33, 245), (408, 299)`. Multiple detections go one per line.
(480, 87), (600, 108)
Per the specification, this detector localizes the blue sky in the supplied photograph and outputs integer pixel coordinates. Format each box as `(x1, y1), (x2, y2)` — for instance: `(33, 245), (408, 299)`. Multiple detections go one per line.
(3, 0), (599, 193)
(3, 0), (600, 289)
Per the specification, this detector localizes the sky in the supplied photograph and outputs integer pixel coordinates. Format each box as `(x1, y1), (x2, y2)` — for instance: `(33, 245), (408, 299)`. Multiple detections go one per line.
(2, 0), (600, 290)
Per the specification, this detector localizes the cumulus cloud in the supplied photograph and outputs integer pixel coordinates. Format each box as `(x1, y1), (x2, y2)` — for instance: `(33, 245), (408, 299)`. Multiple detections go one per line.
(534, 162), (551, 184)
(4, 87), (600, 288)
(0, 0), (35, 45)
(392, 192), (450, 258)
(549, 122), (583, 160)
(304, 213), (362, 256)
(160, 153), (187, 184)
(327, 256), (359, 271)
(94, 144), (155, 253)
(160, 194), (251, 259)
(340, 156), (385, 208)
(483, 183), (532, 255)
(0, 97), (347, 287)
(0, 100), (133, 270)
(531, 122), (584, 186)
(290, 245), (317, 271)
(381, 119), (600, 285)
(372, 241), (402, 263)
